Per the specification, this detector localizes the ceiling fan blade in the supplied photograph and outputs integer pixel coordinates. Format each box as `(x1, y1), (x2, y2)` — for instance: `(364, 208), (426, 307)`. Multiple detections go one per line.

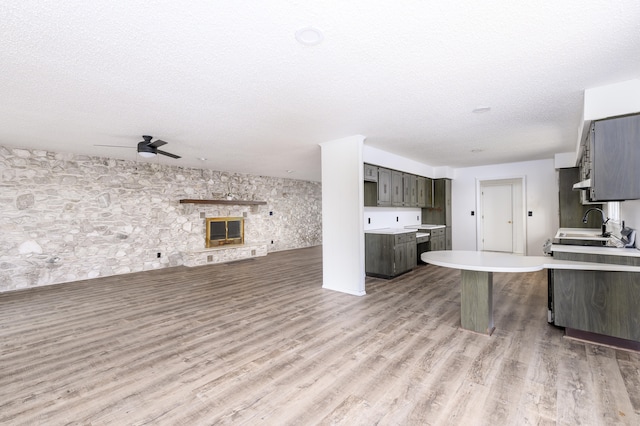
(148, 139), (167, 148)
(157, 149), (181, 159)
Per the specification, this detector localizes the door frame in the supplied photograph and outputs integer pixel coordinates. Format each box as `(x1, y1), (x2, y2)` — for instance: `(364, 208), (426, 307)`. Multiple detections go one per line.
(475, 176), (527, 255)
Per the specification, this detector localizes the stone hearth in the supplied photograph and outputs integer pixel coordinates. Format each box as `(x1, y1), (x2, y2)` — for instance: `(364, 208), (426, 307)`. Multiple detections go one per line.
(182, 243), (268, 267)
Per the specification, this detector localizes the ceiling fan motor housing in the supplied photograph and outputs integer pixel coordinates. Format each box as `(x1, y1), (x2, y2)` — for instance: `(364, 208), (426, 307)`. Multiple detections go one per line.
(137, 141), (156, 156)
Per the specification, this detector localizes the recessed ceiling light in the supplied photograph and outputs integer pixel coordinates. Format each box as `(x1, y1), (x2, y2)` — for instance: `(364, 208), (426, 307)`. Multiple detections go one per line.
(286, 170), (295, 174)
(472, 106), (491, 114)
(198, 157), (207, 161)
(295, 27), (324, 46)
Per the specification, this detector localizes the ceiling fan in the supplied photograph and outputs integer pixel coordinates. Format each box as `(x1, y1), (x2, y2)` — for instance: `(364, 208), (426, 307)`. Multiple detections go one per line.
(95, 135), (181, 159)
(136, 135), (180, 158)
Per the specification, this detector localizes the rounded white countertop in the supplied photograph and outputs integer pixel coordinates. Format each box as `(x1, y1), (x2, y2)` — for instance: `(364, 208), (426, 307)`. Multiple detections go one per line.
(422, 251), (546, 272)
(422, 251), (640, 273)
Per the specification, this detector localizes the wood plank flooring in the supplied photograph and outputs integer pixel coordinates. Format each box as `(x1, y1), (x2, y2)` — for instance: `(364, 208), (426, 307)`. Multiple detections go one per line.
(1, 246), (639, 425)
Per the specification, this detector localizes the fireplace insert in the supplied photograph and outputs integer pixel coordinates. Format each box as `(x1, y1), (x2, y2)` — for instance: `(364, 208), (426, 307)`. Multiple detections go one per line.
(206, 217), (244, 247)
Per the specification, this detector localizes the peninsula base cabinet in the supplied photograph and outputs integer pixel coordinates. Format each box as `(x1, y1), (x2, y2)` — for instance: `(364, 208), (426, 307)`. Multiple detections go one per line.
(551, 251), (640, 342)
(365, 232), (417, 279)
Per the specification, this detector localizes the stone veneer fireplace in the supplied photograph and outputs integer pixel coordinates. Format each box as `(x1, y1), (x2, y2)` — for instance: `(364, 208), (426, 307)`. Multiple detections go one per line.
(206, 217), (244, 247)
(180, 200), (270, 267)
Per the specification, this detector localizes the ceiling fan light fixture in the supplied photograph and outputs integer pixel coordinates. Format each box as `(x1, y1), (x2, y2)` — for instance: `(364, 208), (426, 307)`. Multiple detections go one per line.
(137, 140), (157, 157)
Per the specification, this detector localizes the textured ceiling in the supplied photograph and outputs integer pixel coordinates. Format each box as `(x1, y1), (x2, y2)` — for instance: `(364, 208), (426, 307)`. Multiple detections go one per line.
(1, 1), (639, 181)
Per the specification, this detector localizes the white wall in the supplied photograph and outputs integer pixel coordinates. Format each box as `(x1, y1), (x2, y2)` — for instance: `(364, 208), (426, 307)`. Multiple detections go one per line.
(620, 199), (640, 231)
(584, 79), (640, 121)
(363, 207), (421, 231)
(363, 145), (434, 177)
(451, 159), (558, 255)
(363, 145), (456, 180)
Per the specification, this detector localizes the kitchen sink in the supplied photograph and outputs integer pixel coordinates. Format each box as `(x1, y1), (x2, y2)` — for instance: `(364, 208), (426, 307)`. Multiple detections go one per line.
(557, 232), (603, 238)
(553, 228), (616, 247)
(555, 229), (608, 239)
(554, 238), (609, 246)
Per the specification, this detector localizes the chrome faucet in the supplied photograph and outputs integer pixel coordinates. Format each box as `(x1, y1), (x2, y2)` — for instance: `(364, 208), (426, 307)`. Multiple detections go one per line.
(582, 208), (610, 237)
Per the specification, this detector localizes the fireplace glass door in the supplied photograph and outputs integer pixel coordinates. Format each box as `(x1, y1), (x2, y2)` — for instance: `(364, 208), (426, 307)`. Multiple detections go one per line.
(206, 217), (244, 247)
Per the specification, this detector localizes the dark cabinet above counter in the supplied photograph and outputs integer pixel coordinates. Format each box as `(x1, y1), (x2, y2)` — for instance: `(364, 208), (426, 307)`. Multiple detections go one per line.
(575, 112), (640, 201)
(364, 163), (432, 208)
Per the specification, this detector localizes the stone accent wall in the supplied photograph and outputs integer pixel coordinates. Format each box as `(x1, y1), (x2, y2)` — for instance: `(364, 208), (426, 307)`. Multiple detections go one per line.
(0, 145), (322, 291)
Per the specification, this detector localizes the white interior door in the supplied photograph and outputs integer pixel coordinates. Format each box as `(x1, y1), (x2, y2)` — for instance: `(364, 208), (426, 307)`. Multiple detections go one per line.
(481, 184), (513, 252)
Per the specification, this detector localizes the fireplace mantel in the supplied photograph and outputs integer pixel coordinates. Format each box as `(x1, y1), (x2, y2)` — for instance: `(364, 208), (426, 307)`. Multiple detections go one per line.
(179, 199), (267, 206)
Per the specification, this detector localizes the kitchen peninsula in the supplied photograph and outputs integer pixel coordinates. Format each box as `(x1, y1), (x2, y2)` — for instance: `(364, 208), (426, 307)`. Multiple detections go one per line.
(422, 251), (640, 340)
(548, 242), (640, 346)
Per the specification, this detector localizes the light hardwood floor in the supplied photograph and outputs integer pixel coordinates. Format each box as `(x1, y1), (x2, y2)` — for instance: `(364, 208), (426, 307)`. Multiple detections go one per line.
(1, 246), (639, 425)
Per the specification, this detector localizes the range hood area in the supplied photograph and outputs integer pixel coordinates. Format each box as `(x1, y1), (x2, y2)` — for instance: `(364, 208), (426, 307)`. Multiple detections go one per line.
(572, 178), (591, 191)
(571, 80), (640, 201)
(572, 113), (640, 201)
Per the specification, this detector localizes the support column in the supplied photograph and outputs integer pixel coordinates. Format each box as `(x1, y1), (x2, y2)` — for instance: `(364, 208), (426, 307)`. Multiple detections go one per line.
(460, 270), (494, 335)
(319, 135), (366, 296)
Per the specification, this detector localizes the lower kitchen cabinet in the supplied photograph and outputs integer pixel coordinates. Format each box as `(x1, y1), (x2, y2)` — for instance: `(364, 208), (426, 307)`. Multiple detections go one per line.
(365, 232), (417, 278)
(445, 227), (452, 250)
(551, 251), (640, 342)
(430, 228), (446, 251)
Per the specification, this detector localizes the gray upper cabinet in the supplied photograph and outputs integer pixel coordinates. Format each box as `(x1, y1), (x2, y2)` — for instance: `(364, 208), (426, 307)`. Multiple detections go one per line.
(408, 174), (418, 207)
(424, 178), (451, 225)
(364, 163), (378, 182)
(363, 163), (432, 208)
(391, 171), (404, 206)
(417, 177), (433, 208)
(444, 179), (452, 226)
(402, 174), (411, 206)
(402, 173), (416, 207)
(377, 167), (391, 206)
(584, 113), (640, 201)
(417, 177), (426, 207)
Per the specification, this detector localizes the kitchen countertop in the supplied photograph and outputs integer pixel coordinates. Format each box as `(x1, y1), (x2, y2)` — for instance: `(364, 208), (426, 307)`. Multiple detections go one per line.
(365, 228), (418, 235)
(550, 244), (640, 257)
(405, 224), (446, 230)
(551, 227), (640, 257)
(422, 250), (640, 272)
